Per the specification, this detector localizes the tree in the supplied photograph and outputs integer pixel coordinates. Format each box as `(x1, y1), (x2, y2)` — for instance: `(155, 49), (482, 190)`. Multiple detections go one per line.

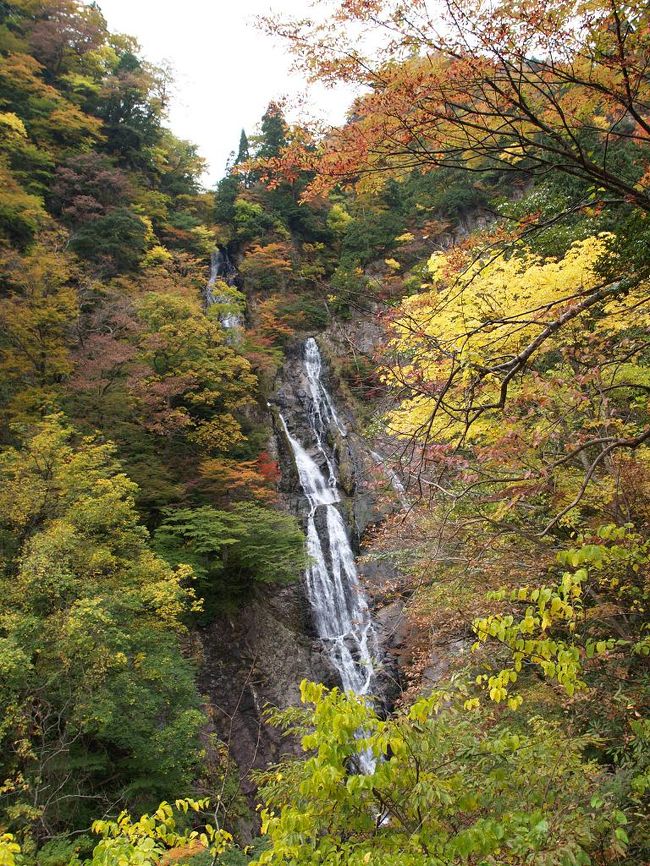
(0, 51), (103, 155)
(93, 49), (166, 169)
(27, 0), (107, 77)
(153, 503), (305, 614)
(0, 798), (234, 866)
(213, 130), (252, 225)
(256, 103), (287, 160)
(214, 171), (240, 225)
(253, 681), (630, 866)
(235, 129), (250, 166)
(0, 242), (77, 426)
(156, 132), (206, 198)
(382, 232), (650, 529)
(0, 161), (46, 247)
(196, 452), (280, 504)
(473, 523), (650, 704)
(0, 415), (205, 838)
(232, 197), (275, 242)
(260, 0), (650, 212)
(69, 206), (148, 271)
(49, 152), (130, 225)
(132, 291), (256, 452)
(238, 242), (293, 292)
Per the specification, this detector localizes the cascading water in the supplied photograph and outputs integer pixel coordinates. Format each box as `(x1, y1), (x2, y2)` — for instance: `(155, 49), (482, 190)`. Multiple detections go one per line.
(369, 449), (410, 508)
(279, 338), (378, 772)
(304, 337), (347, 439)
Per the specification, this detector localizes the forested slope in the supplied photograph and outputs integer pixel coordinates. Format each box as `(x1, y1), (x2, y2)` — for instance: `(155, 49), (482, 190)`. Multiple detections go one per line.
(0, 1), (309, 859)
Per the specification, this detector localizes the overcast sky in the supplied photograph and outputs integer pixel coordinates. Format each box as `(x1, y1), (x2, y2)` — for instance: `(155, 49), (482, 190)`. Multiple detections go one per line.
(96, 0), (356, 187)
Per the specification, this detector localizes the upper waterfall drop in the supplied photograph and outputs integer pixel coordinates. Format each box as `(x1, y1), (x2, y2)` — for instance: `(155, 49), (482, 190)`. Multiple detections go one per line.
(204, 248), (242, 331)
(278, 339), (379, 726)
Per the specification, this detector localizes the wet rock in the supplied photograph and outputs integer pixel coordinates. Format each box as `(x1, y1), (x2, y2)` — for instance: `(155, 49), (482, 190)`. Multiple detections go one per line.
(334, 430), (355, 496)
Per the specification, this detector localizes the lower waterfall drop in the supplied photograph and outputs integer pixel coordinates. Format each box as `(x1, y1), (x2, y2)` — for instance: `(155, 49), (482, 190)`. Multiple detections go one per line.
(279, 339), (378, 773)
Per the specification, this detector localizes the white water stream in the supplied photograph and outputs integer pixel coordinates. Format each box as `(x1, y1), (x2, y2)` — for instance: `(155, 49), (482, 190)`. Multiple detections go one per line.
(369, 449), (410, 508)
(279, 340), (378, 770)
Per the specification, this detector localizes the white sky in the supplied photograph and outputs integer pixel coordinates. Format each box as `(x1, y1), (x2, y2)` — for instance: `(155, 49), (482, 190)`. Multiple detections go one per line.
(96, 0), (357, 187)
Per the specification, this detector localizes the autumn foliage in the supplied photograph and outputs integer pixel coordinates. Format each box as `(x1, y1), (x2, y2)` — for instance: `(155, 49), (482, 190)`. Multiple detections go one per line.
(1, 0), (649, 864)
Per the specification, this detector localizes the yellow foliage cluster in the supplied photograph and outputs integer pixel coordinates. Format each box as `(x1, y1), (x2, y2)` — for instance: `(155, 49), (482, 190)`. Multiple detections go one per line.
(384, 234), (648, 442)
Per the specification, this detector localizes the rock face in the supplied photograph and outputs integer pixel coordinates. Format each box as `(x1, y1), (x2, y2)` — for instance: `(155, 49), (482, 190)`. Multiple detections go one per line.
(199, 582), (337, 780)
(198, 580), (338, 840)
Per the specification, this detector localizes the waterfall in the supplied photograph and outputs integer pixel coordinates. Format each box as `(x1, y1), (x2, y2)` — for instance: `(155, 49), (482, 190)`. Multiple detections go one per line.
(204, 248), (242, 331)
(279, 339), (378, 772)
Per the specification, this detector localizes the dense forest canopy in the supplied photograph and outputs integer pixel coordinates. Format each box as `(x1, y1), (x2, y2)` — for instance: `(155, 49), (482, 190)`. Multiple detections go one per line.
(0, 1), (310, 859)
(0, 1), (648, 865)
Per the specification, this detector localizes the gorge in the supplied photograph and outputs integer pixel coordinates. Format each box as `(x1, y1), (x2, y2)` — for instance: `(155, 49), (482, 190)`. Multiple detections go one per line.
(199, 330), (403, 808)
